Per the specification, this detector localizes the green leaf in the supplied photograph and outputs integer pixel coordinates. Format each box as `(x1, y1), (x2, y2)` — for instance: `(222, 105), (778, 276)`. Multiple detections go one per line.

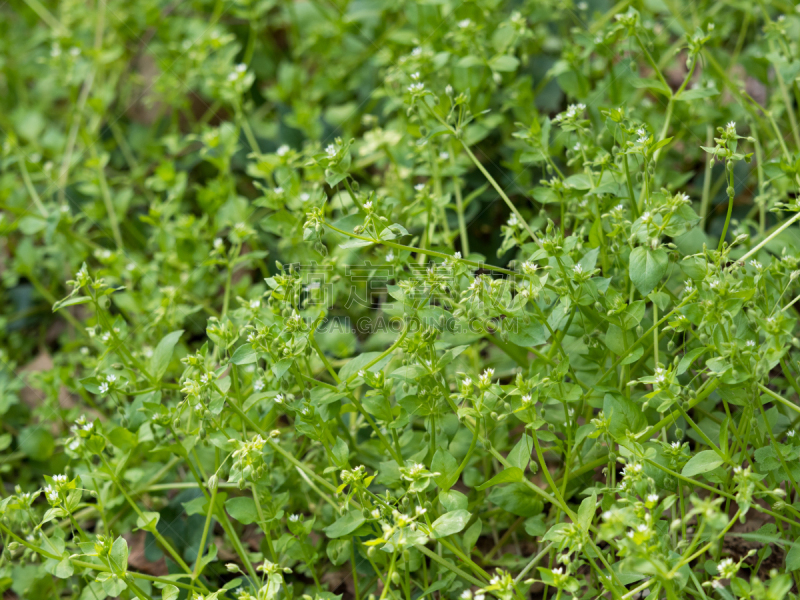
(524, 514), (547, 537)
(439, 490), (468, 512)
(52, 296), (92, 312)
(19, 426), (54, 461)
(430, 509), (471, 539)
(786, 538), (800, 571)
(331, 437), (349, 467)
(225, 497), (259, 525)
(676, 87), (720, 101)
(507, 435), (533, 471)
(677, 346), (708, 375)
(323, 511), (365, 538)
(162, 585), (180, 600)
(629, 77), (671, 96)
(475, 467), (524, 491)
(681, 450), (725, 477)
(603, 394), (647, 439)
(488, 483), (543, 517)
(150, 330), (183, 380)
(629, 247), (668, 295)
(491, 55), (519, 72)
(109, 537), (129, 572)
(576, 492), (596, 532)
(463, 518), (482, 550)
(135, 511), (160, 530)
(230, 344), (257, 365)
(431, 448), (458, 489)
(339, 352), (392, 380)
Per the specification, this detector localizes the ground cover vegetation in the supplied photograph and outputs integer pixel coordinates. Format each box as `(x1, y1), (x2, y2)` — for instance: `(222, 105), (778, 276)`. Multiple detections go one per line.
(4, 0), (800, 599)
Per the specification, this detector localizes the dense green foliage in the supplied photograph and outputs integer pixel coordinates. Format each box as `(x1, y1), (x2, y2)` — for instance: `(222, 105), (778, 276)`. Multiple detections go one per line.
(5, 0), (800, 599)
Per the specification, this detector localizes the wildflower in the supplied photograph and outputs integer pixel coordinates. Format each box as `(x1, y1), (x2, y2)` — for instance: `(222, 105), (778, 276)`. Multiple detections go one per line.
(408, 82), (424, 93)
(254, 379), (264, 392)
(99, 382), (109, 394)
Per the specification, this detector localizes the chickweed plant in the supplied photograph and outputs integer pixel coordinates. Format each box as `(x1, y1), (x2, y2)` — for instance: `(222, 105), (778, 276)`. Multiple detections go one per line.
(5, 0), (800, 599)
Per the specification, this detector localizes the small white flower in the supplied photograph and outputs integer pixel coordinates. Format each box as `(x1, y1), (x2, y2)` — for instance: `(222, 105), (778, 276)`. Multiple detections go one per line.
(439, 151), (449, 160)
(552, 567), (563, 575)
(274, 186), (283, 195)
(276, 145), (290, 157)
(746, 340), (755, 347)
(106, 374), (117, 383)
(99, 382), (109, 394)
(573, 264), (583, 274)
(289, 514), (300, 522)
(300, 192), (310, 201)
(647, 493), (659, 503)
(326, 144), (337, 158)
(507, 214), (519, 227)
(408, 82), (425, 93)
(454, 251), (461, 259)
(411, 47), (422, 57)
(250, 299), (260, 310)
(458, 18), (471, 28)
(410, 71), (420, 81)
(254, 379), (265, 392)
(386, 251), (394, 262)
(274, 394), (284, 404)
(371, 509), (381, 519)
(364, 201), (373, 210)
